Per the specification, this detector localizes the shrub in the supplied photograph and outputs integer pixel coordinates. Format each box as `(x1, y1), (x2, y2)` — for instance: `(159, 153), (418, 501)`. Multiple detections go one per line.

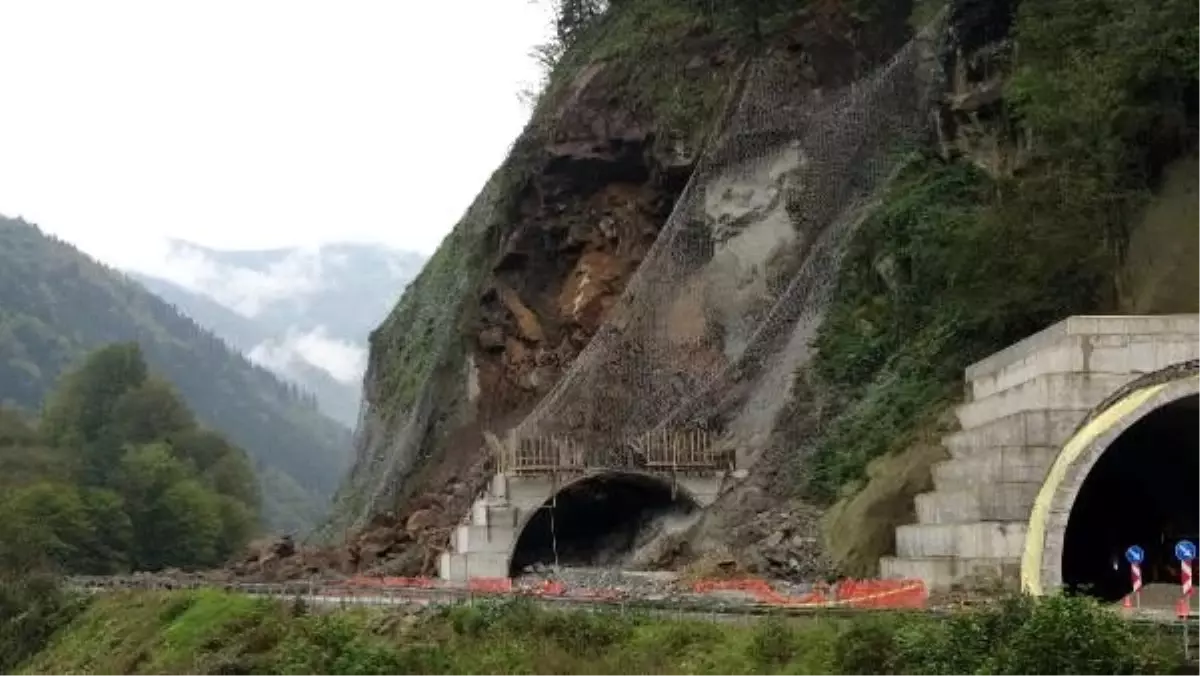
(747, 614), (798, 669)
(833, 595), (1185, 674)
(0, 572), (86, 672)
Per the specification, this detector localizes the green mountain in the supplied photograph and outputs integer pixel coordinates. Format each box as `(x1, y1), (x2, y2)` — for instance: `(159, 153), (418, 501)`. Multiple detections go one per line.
(126, 240), (424, 428)
(0, 216), (352, 534)
(130, 273), (363, 427)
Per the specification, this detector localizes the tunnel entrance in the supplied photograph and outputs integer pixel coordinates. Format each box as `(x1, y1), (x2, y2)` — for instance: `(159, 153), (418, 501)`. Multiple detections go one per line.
(508, 472), (698, 576)
(1061, 394), (1199, 601)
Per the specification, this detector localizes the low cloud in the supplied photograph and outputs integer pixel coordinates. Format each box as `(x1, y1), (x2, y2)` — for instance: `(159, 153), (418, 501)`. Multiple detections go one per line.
(248, 326), (367, 384)
(128, 239), (328, 317)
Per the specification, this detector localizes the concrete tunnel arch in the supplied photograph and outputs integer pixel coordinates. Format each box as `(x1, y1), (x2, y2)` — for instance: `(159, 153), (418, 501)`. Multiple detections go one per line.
(506, 470), (702, 576)
(1022, 368), (1199, 598)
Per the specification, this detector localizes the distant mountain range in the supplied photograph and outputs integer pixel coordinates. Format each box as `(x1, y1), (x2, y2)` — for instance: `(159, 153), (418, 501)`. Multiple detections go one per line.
(0, 217), (354, 534)
(128, 239), (426, 427)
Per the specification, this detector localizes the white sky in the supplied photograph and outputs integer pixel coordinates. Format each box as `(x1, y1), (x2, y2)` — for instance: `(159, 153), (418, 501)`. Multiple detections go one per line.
(0, 0), (553, 269)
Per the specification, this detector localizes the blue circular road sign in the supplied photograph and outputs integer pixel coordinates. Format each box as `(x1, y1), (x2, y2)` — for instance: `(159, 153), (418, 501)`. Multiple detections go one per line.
(1175, 540), (1196, 562)
(1125, 545), (1145, 564)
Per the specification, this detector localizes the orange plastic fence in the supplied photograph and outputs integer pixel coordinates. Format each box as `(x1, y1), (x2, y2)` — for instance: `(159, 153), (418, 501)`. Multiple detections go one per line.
(467, 577), (514, 593)
(346, 576), (436, 589)
(525, 580), (566, 596)
(690, 577), (926, 609)
(832, 578), (927, 609)
(691, 578), (775, 595)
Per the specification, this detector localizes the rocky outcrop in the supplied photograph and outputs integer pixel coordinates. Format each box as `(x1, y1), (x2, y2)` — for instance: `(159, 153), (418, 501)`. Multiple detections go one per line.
(297, 0), (960, 581)
(935, 0), (1027, 176)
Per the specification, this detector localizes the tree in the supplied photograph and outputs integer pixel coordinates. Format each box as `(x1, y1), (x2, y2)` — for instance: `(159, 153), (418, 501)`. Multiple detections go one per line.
(41, 342), (148, 450)
(0, 483), (90, 572)
(115, 443), (238, 570)
(203, 452), (260, 509)
(41, 342), (150, 484)
(12, 343), (264, 572)
(79, 488), (133, 574)
(108, 377), (195, 447)
(552, 0), (606, 46)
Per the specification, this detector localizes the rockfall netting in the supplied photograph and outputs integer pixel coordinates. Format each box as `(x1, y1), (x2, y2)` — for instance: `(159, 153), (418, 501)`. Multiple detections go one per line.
(332, 13), (949, 533)
(511, 15), (948, 466)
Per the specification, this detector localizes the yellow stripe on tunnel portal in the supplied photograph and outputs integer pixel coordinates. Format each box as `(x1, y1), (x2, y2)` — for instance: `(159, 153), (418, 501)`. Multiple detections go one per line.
(1020, 382), (1169, 596)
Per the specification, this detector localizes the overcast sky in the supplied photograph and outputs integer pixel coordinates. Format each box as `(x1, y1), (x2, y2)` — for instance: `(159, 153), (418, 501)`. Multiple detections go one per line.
(0, 0), (553, 271)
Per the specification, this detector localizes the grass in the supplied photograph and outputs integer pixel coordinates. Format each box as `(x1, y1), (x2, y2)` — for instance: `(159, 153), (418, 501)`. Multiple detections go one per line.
(804, 159), (996, 502)
(17, 590), (1188, 674)
(821, 430), (949, 578)
(19, 590), (285, 675)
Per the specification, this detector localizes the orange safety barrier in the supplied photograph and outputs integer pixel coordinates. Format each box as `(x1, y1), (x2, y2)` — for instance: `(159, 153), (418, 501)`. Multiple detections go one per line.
(692, 578), (775, 595)
(346, 575), (437, 589)
(832, 578), (927, 609)
(468, 577), (514, 594)
(524, 580), (566, 596)
(690, 577), (926, 609)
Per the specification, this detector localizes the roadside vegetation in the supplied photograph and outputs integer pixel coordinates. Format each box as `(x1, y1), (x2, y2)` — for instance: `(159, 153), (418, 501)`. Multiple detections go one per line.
(11, 590), (1187, 674)
(0, 343), (260, 576)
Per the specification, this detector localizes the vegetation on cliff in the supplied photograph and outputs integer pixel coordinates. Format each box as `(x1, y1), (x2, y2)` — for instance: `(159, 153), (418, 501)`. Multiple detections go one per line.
(333, 0), (810, 529)
(333, 0), (926, 547)
(12, 590), (1186, 674)
(0, 343), (260, 575)
(0, 217), (351, 533)
(807, 0), (1198, 505)
(335, 0), (1196, 582)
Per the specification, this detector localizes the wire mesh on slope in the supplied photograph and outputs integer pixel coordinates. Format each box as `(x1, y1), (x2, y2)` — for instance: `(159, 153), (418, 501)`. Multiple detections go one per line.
(511, 15), (948, 463)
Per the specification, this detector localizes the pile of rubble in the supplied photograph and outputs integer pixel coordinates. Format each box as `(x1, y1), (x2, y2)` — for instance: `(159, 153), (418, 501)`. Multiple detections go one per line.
(739, 502), (835, 581)
(223, 494), (468, 582)
(680, 492), (837, 583)
(518, 566), (684, 598)
(223, 535), (352, 582)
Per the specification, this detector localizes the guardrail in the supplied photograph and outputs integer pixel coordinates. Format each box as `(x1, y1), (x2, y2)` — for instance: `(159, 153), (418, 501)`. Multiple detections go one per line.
(69, 574), (929, 614)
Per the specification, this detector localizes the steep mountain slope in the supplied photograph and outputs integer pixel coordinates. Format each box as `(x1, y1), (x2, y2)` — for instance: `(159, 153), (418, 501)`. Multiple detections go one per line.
(303, 0), (1195, 580)
(0, 217), (352, 533)
(128, 240), (424, 427)
(131, 275), (273, 353)
(323, 0), (928, 559)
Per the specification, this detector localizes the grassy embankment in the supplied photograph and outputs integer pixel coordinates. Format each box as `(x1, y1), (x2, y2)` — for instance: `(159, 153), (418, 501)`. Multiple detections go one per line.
(14, 588), (1188, 674)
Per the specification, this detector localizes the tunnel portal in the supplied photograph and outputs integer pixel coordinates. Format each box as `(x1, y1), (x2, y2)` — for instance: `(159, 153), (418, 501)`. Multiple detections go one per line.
(1060, 394), (1199, 601)
(508, 472), (698, 576)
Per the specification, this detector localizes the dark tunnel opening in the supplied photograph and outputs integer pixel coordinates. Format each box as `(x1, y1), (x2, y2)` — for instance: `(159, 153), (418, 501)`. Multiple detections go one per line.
(509, 473), (698, 576)
(1062, 394), (1199, 602)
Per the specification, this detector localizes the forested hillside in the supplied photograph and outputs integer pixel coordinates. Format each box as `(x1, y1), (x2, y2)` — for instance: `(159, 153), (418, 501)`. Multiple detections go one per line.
(128, 239), (424, 428)
(131, 273), (364, 428)
(0, 343), (259, 574)
(0, 217), (352, 533)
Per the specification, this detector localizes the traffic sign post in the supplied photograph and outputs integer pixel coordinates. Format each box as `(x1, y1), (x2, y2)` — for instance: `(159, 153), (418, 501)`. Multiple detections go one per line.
(1176, 541), (1194, 596)
(1125, 545), (1145, 610)
(1175, 540), (1195, 619)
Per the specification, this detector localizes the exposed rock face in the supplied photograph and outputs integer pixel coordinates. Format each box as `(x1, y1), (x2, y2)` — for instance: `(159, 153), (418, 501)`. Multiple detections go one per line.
(298, 0), (974, 581)
(474, 147), (674, 420)
(936, 0), (1026, 176)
